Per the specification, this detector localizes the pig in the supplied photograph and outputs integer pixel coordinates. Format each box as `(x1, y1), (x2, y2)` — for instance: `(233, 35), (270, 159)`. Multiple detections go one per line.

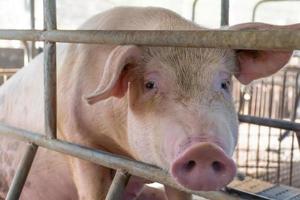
(0, 6), (296, 200)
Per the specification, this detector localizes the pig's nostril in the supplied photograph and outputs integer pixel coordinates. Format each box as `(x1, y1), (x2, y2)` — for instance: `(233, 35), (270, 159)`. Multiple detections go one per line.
(183, 160), (196, 172)
(211, 161), (224, 173)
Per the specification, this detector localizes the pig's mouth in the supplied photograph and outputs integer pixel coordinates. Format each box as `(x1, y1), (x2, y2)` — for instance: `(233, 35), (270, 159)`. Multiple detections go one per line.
(170, 140), (236, 191)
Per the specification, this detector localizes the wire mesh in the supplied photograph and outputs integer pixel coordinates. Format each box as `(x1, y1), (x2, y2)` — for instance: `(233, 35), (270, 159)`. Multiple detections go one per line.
(234, 57), (300, 187)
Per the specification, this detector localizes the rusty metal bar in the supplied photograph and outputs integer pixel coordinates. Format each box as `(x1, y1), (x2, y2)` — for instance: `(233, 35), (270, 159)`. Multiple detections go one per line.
(5, 143), (38, 200)
(221, 0), (229, 26)
(105, 169), (130, 200)
(0, 29), (300, 50)
(0, 123), (239, 200)
(43, 0), (57, 139)
(252, 0), (300, 22)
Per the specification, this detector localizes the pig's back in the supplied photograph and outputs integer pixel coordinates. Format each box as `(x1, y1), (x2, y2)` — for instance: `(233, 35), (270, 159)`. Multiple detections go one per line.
(80, 6), (202, 31)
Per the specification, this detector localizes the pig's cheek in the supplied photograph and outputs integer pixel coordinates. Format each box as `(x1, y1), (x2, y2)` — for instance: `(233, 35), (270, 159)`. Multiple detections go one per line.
(159, 121), (189, 167)
(217, 110), (238, 155)
(126, 115), (159, 165)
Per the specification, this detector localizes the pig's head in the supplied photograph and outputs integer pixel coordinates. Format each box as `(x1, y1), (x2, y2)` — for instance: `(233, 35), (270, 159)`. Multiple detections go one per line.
(86, 24), (293, 191)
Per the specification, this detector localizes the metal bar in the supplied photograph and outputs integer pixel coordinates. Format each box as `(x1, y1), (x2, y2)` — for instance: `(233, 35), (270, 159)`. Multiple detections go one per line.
(277, 70), (287, 183)
(192, 0), (199, 21)
(221, 0), (229, 26)
(266, 77), (274, 181)
(238, 115), (300, 131)
(43, 0), (57, 139)
(30, 0), (36, 59)
(105, 169), (130, 200)
(256, 82), (265, 178)
(245, 88), (253, 175)
(296, 74), (300, 149)
(252, 0), (300, 22)
(0, 69), (18, 73)
(0, 123), (239, 200)
(0, 29), (300, 50)
(5, 143), (38, 200)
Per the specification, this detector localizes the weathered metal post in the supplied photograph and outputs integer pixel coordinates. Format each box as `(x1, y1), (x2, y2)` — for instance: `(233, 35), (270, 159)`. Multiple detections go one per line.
(44, 0), (57, 139)
(105, 169), (131, 200)
(30, 0), (36, 59)
(221, 0), (229, 26)
(5, 143), (38, 200)
(192, 0), (199, 22)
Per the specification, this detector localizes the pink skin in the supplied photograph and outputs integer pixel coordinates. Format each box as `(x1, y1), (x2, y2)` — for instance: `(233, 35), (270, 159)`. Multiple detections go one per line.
(128, 62), (238, 191)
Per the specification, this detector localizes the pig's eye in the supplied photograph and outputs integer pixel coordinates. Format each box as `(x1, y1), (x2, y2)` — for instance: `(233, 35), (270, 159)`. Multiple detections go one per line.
(221, 80), (230, 91)
(144, 80), (156, 90)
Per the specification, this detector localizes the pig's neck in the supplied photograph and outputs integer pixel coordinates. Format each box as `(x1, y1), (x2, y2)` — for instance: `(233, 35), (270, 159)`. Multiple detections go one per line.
(100, 97), (134, 157)
(73, 96), (134, 159)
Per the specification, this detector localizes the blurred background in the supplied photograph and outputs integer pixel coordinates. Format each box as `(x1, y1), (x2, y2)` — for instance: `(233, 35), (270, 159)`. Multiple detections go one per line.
(1, 0), (300, 197)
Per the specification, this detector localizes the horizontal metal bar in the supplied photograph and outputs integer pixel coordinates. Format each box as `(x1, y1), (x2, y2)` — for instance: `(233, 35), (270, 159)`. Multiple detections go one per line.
(0, 69), (18, 76)
(238, 114), (300, 131)
(0, 29), (299, 50)
(0, 123), (239, 200)
(105, 169), (130, 200)
(5, 143), (38, 200)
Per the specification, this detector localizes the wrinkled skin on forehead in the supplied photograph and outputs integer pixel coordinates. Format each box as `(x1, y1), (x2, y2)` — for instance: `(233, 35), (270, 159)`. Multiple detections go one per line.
(126, 47), (239, 169)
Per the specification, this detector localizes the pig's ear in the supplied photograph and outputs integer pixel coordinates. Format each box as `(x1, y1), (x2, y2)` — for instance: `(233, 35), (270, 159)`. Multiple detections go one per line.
(229, 23), (294, 84)
(85, 45), (142, 105)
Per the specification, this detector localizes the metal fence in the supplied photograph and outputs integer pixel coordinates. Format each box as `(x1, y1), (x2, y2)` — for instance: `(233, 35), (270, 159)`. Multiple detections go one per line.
(1, 0), (300, 200)
(231, 0), (300, 189)
(234, 64), (300, 187)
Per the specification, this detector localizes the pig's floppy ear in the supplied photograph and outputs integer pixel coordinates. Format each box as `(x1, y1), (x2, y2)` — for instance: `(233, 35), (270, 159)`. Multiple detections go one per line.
(85, 45), (142, 105)
(229, 23), (296, 84)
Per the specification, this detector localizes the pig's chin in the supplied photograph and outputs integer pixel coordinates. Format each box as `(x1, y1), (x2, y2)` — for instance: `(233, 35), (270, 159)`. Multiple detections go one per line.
(168, 139), (237, 191)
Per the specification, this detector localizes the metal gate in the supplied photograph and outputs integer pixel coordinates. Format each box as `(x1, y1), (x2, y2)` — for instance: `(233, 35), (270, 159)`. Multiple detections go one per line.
(0, 0), (300, 200)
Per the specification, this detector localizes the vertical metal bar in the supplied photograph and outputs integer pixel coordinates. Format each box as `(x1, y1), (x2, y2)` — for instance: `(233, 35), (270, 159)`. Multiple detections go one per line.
(277, 70), (288, 183)
(44, 0), (57, 139)
(295, 74), (300, 149)
(245, 87), (253, 175)
(289, 72), (300, 185)
(253, 85), (259, 177)
(235, 83), (241, 164)
(5, 143), (38, 200)
(30, 0), (36, 59)
(266, 77), (274, 181)
(191, 0), (199, 22)
(105, 169), (130, 200)
(221, 0), (229, 26)
(256, 81), (265, 178)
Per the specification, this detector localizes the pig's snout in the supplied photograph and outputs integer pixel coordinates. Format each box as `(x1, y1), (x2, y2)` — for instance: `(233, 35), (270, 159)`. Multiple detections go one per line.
(171, 142), (236, 191)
